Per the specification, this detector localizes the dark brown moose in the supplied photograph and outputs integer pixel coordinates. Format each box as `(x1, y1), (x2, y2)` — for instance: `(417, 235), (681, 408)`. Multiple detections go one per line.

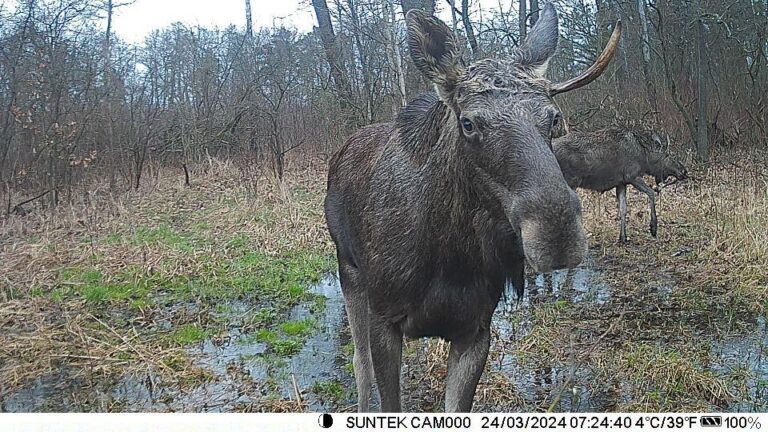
(553, 127), (688, 243)
(324, 4), (621, 412)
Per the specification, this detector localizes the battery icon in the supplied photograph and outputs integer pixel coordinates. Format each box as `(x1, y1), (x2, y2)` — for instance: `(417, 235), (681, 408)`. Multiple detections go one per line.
(700, 416), (722, 427)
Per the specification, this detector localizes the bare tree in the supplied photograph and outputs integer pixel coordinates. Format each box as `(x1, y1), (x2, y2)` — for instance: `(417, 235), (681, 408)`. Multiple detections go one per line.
(384, 0), (407, 110)
(346, 0), (373, 122)
(530, 0), (539, 24)
(636, 0), (657, 113)
(461, 0), (481, 58)
(448, 0), (459, 33)
(245, 0), (253, 38)
(1, 0), (766, 207)
(311, 0), (352, 109)
(695, 0), (709, 160)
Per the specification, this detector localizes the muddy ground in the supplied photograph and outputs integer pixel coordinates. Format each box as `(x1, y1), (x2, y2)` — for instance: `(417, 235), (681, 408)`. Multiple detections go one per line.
(1, 158), (766, 412)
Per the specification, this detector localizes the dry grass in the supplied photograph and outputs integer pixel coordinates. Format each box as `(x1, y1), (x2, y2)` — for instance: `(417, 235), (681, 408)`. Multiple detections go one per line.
(0, 159), (334, 407)
(600, 342), (735, 411)
(580, 162), (767, 315)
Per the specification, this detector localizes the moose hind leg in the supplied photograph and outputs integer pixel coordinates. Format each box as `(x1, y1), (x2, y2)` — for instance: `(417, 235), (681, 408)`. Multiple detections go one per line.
(630, 177), (657, 237)
(445, 325), (491, 412)
(616, 184), (628, 243)
(339, 262), (374, 412)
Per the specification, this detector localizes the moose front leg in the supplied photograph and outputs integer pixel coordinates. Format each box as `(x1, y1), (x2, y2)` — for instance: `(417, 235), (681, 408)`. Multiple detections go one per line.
(616, 184), (628, 243)
(445, 325), (491, 412)
(369, 316), (403, 412)
(630, 177), (657, 237)
(338, 262), (374, 412)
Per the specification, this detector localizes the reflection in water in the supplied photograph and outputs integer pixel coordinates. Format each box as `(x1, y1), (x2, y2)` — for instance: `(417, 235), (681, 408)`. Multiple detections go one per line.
(2, 270), (766, 413)
(523, 266), (611, 305)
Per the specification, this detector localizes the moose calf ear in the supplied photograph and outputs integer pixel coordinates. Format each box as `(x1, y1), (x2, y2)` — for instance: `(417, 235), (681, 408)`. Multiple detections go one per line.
(406, 10), (463, 100)
(515, 2), (559, 77)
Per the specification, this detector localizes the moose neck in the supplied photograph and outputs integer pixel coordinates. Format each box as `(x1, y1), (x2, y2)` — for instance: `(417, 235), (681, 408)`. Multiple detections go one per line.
(644, 151), (670, 180)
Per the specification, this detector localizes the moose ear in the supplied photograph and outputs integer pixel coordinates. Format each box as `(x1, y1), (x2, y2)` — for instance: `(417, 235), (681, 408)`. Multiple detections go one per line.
(406, 10), (463, 100)
(515, 3), (559, 77)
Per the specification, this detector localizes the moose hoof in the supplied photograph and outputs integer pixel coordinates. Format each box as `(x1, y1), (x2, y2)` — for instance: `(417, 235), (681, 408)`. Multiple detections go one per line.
(650, 225), (658, 238)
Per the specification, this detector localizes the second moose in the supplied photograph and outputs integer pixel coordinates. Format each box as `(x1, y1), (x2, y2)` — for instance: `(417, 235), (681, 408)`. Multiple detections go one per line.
(553, 127), (688, 243)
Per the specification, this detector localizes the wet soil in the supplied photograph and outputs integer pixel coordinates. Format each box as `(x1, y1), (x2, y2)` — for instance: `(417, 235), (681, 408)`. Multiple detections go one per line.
(2, 260), (766, 412)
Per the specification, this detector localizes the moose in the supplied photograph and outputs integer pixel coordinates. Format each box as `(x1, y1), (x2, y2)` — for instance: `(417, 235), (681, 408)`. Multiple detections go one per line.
(324, 4), (621, 412)
(553, 127), (688, 243)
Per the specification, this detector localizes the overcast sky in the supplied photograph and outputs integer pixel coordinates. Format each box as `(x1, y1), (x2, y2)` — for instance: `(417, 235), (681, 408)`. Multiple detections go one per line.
(109, 0), (512, 45)
(112, 0), (317, 43)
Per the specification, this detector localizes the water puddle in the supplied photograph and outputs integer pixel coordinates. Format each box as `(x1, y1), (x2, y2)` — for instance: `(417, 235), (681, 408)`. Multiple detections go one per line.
(1, 274), (354, 412)
(491, 264), (616, 411)
(2, 267), (766, 412)
(527, 266), (611, 305)
(118, 272), (356, 412)
(709, 315), (768, 412)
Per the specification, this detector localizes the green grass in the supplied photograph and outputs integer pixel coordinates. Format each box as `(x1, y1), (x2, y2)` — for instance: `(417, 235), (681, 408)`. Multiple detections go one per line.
(312, 379), (345, 401)
(254, 329), (279, 345)
(103, 233), (124, 245)
(245, 319), (316, 357)
(81, 283), (135, 304)
(225, 233), (250, 251)
(192, 221), (210, 232)
(38, 242), (333, 364)
(280, 319), (314, 337)
(245, 307), (278, 328)
(49, 248), (333, 306)
(218, 249), (334, 304)
(169, 324), (209, 345)
(341, 342), (354, 357)
(54, 267), (149, 305)
(272, 339), (303, 356)
(37, 223), (335, 364)
(133, 225), (194, 252)
(608, 343), (733, 407)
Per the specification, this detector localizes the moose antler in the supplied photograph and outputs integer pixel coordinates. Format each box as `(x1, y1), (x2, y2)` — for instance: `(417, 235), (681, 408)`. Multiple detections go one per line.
(550, 20), (622, 96)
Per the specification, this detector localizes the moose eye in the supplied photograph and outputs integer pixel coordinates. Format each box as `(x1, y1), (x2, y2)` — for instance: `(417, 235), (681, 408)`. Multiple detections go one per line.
(548, 110), (564, 138)
(461, 118), (474, 133)
(551, 112), (561, 129)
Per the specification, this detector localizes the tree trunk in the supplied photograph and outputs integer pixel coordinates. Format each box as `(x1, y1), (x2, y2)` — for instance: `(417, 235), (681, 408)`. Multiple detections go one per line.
(695, 0), (709, 160)
(610, 0), (628, 85)
(519, 0), (527, 40)
(347, 0), (373, 122)
(384, 0), (407, 110)
(245, 0), (253, 38)
(311, 0), (352, 107)
(529, 0), (539, 25)
(461, 0), (481, 58)
(400, 0), (435, 94)
(656, 0), (697, 153)
(104, 0), (116, 195)
(105, 0), (113, 47)
(637, 0), (658, 113)
(449, 0), (458, 34)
